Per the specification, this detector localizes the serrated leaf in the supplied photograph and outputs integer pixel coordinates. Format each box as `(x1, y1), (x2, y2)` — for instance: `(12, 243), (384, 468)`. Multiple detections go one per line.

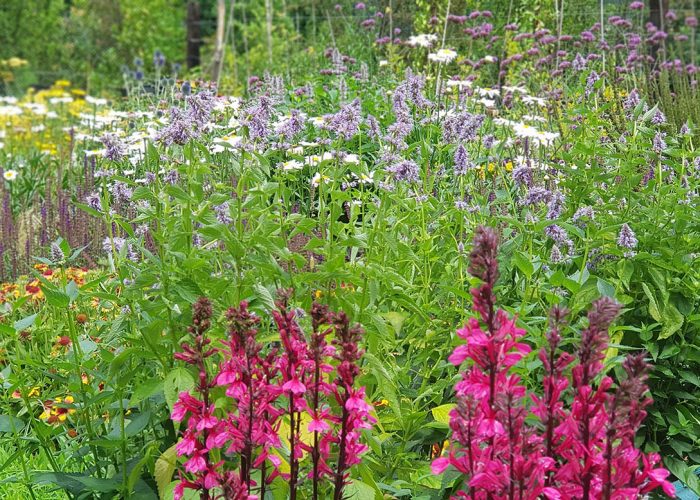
(252, 283), (275, 311)
(155, 445), (177, 499)
(659, 303), (683, 340)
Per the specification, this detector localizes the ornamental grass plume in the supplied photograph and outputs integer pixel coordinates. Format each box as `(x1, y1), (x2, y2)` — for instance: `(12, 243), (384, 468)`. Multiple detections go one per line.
(432, 226), (675, 499)
(172, 293), (374, 500)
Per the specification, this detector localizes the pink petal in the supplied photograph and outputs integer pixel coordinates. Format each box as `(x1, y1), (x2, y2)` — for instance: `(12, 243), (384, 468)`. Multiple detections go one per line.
(431, 456), (450, 474)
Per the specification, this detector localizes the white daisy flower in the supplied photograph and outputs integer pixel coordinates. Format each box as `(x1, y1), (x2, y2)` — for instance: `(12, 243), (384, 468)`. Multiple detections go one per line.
(523, 114), (546, 123)
(86, 96), (108, 106)
(282, 159), (304, 171)
(3, 169), (18, 181)
(407, 34), (438, 48)
(210, 135), (242, 154)
(428, 48), (458, 64)
(342, 154), (360, 165)
(522, 95), (547, 107)
(476, 87), (500, 98)
(311, 172), (331, 187)
(512, 122), (540, 139)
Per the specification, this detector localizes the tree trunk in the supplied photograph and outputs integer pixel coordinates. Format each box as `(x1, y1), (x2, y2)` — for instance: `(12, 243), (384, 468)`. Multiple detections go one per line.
(648, 0), (670, 63)
(265, 0), (273, 65)
(211, 0), (226, 83)
(186, 0), (202, 69)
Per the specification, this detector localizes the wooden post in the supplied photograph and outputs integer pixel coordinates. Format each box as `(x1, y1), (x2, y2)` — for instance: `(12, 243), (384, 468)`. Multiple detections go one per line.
(186, 0), (202, 69)
(265, 0), (273, 65)
(211, 0), (226, 82)
(649, 0), (670, 62)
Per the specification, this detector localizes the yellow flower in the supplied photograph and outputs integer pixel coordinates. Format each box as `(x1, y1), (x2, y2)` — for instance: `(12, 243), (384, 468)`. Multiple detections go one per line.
(7, 57), (28, 68)
(55, 80), (71, 88)
(505, 161), (513, 172)
(28, 387), (41, 398)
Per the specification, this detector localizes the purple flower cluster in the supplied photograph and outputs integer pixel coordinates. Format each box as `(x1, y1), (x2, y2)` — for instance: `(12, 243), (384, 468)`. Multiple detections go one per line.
(326, 99), (362, 140)
(387, 159), (420, 183)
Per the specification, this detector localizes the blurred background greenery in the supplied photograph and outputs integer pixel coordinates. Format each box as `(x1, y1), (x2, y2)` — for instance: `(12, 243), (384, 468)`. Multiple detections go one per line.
(5, 0), (690, 95)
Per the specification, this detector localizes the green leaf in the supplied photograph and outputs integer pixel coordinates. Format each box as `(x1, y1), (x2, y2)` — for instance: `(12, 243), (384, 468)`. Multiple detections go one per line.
(252, 283), (275, 311)
(344, 479), (377, 500)
(659, 303), (683, 340)
(383, 311), (408, 336)
(431, 404), (455, 425)
(164, 367), (194, 413)
(13, 313), (37, 332)
(124, 411), (152, 438)
(596, 278), (615, 298)
(0, 415), (24, 434)
(66, 280), (79, 303)
(41, 284), (70, 308)
(130, 379), (164, 406)
(173, 278), (203, 304)
(641, 283), (662, 322)
(664, 457), (700, 495)
(512, 251), (534, 279)
(617, 260), (634, 289)
(155, 445), (177, 499)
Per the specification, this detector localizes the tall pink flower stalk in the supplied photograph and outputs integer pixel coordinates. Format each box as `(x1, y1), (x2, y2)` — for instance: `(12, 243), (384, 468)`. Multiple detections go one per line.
(432, 226), (675, 500)
(171, 292), (374, 499)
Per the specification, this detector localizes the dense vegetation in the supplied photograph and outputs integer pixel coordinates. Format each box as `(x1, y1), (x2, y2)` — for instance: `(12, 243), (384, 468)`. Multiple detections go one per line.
(0, 0), (698, 498)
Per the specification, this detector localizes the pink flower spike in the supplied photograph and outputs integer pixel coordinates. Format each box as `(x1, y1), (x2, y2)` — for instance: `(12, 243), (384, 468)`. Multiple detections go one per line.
(176, 432), (197, 456)
(542, 487), (562, 499)
(448, 345), (469, 365)
(308, 417), (331, 432)
(282, 378), (306, 395)
(431, 456), (450, 474)
(346, 395), (372, 412)
(184, 452), (207, 474)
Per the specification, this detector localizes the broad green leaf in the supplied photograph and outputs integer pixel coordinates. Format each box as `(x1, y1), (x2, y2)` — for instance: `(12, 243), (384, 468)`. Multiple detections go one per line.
(383, 311), (407, 336)
(344, 479), (377, 500)
(155, 445), (178, 499)
(596, 278), (615, 298)
(0, 415), (24, 434)
(124, 410), (152, 438)
(164, 367), (195, 413)
(512, 251), (534, 279)
(13, 313), (37, 332)
(659, 303), (683, 340)
(252, 283), (275, 311)
(130, 379), (164, 406)
(431, 404), (455, 425)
